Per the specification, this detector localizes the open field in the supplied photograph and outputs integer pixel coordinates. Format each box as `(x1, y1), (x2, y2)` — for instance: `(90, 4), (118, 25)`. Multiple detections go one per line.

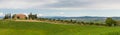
(0, 20), (120, 35)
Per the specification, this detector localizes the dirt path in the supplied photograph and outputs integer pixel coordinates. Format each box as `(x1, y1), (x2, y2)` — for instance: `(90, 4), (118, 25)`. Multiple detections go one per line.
(14, 20), (74, 25)
(15, 20), (42, 22)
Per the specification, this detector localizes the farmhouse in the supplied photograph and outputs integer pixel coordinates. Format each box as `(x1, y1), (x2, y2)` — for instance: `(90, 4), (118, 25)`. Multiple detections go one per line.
(4, 13), (37, 20)
(12, 14), (27, 20)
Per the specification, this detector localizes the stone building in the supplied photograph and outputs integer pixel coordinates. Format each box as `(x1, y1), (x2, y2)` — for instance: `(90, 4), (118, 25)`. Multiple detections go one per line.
(12, 14), (27, 20)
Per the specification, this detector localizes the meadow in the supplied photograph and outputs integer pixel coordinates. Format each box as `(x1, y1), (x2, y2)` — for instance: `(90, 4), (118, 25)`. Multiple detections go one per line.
(0, 20), (120, 35)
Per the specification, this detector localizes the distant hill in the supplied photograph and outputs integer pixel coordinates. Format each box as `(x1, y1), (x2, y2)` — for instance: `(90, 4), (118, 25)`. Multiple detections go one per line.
(40, 16), (120, 23)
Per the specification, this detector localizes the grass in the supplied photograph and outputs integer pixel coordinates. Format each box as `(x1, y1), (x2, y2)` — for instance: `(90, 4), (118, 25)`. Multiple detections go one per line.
(0, 20), (120, 35)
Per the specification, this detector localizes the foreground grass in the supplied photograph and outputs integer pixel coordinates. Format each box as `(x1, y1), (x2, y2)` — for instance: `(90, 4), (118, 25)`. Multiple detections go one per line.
(0, 20), (120, 35)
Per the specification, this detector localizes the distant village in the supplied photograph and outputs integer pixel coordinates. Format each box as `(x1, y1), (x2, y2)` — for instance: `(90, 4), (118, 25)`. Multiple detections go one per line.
(4, 13), (37, 20)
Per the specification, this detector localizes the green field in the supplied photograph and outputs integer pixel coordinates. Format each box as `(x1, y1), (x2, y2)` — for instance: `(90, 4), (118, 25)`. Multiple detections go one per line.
(0, 20), (120, 35)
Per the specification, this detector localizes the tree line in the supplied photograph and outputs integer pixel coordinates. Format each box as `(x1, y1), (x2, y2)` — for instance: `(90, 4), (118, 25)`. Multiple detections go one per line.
(3, 13), (118, 27)
(37, 17), (118, 26)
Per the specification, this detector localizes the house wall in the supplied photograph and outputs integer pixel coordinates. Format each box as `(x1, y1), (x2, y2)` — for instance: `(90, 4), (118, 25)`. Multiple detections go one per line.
(13, 14), (27, 20)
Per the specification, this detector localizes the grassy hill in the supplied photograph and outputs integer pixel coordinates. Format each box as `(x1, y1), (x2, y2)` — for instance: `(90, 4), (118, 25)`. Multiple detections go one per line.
(0, 20), (120, 35)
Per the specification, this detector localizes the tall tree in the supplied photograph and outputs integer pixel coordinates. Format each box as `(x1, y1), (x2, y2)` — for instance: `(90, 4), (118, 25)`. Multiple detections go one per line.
(4, 14), (11, 19)
(28, 13), (37, 20)
(105, 17), (116, 26)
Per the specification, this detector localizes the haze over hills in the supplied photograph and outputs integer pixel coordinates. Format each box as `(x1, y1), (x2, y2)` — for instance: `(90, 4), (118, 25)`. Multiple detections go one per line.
(40, 16), (120, 23)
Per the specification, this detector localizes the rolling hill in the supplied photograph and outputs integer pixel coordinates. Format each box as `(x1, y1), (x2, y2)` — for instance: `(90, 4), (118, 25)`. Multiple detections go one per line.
(0, 20), (120, 35)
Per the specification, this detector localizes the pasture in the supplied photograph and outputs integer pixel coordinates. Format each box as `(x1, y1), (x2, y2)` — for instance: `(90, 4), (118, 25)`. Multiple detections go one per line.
(0, 20), (119, 35)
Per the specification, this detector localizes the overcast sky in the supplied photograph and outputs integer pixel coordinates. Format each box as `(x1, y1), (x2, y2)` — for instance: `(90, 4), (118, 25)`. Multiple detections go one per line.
(0, 0), (120, 17)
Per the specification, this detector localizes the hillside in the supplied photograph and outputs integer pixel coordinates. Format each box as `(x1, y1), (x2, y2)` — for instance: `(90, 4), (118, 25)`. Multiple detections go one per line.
(0, 20), (120, 35)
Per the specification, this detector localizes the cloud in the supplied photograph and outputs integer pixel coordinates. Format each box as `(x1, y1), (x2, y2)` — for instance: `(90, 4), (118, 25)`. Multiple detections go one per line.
(45, 0), (91, 8)
(0, 0), (120, 9)
(59, 12), (64, 15)
(37, 14), (43, 16)
(44, 0), (120, 9)
(0, 12), (4, 16)
(0, 0), (58, 9)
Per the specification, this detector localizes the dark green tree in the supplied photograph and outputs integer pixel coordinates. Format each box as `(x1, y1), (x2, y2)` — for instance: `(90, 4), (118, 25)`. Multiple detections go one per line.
(28, 13), (37, 20)
(4, 14), (11, 19)
(12, 14), (16, 19)
(105, 17), (116, 26)
(70, 19), (73, 22)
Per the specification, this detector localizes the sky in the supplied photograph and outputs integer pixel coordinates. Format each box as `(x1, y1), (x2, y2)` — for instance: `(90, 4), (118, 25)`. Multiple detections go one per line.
(0, 0), (120, 17)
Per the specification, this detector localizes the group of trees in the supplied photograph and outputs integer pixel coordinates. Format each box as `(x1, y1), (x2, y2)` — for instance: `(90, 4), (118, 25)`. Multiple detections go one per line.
(38, 18), (105, 25)
(4, 13), (37, 20)
(28, 13), (37, 20)
(38, 17), (117, 26)
(4, 14), (11, 19)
